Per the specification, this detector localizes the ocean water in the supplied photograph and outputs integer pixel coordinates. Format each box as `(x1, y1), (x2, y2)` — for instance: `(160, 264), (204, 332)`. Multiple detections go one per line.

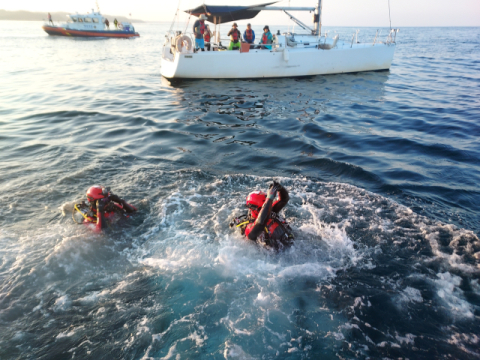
(1, 21), (479, 359)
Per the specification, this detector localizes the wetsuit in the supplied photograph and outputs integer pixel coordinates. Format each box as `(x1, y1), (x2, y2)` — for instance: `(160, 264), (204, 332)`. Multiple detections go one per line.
(93, 194), (136, 231)
(245, 186), (292, 248)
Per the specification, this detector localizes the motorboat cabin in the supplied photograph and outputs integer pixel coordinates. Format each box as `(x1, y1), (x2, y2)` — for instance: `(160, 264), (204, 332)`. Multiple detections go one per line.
(42, 10), (139, 38)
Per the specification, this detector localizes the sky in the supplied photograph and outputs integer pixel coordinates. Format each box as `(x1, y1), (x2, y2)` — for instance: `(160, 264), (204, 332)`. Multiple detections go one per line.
(1, 0), (479, 26)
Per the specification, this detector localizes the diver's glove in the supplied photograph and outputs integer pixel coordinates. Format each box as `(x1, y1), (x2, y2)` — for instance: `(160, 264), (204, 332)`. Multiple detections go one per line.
(266, 182), (282, 201)
(229, 218), (239, 228)
(268, 181), (282, 190)
(96, 198), (108, 212)
(229, 216), (243, 228)
(122, 201), (137, 213)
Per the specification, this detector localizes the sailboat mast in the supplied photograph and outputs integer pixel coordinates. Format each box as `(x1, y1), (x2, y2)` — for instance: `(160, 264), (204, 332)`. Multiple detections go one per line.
(314, 0), (322, 36)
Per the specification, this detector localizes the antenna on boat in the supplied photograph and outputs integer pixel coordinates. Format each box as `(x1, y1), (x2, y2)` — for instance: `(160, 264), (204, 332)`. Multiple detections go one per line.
(96, 0), (100, 13)
(388, 0), (392, 29)
(169, 0), (181, 33)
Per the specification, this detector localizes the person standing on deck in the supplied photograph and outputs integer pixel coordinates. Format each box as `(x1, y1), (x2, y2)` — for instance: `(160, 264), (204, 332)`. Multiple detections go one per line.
(114, 18), (118, 29)
(227, 23), (242, 50)
(204, 25), (213, 51)
(48, 13), (53, 25)
(243, 23), (255, 45)
(105, 18), (110, 29)
(193, 14), (208, 52)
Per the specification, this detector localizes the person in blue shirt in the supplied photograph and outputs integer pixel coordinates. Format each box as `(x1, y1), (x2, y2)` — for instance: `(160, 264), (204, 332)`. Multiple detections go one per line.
(243, 23), (255, 45)
(259, 25), (273, 50)
(193, 14), (208, 52)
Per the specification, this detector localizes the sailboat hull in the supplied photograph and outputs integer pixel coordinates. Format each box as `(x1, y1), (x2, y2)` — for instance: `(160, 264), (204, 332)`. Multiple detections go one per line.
(161, 42), (396, 80)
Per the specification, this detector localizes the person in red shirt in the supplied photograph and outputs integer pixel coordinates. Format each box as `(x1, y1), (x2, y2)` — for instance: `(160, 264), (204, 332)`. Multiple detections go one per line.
(204, 25), (213, 51)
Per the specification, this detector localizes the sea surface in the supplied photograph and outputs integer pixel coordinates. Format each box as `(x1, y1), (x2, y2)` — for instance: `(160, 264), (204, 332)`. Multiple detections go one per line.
(1, 21), (479, 359)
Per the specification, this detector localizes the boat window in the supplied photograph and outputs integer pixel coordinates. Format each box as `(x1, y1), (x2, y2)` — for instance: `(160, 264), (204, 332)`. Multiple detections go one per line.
(71, 17), (77, 22)
(92, 18), (99, 23)
(84, 18), (92, 23)
(78, 18), (83, 22)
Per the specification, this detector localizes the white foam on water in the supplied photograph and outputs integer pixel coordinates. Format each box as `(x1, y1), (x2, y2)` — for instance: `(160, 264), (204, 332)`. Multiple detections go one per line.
(52, 295), (71, 312)
(160, 342), (177, 360)
(12, 331), (25, 341)
(395, 286), (423, 308)
(223, 342), (253, 360)
(59, 200), (79, 217)
(433, 272), (474, 319)
(447, 332), (480, 357)
(55, 326), (84, 340)
(422, 224), (479, 274)
(395, 333), (416, 345)
(123, 173), (480, 358)
(2, 171), (479, 359)
(187, 330), (207, 346)
(77, 289), (110, 304)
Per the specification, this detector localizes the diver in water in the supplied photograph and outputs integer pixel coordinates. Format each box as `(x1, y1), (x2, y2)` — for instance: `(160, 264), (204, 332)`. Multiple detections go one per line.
(231, 181), (293, 250)
(82, 185), (137, 231)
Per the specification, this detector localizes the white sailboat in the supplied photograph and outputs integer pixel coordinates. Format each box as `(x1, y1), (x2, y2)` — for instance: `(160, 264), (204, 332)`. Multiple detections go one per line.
(160, 1), (399, 80)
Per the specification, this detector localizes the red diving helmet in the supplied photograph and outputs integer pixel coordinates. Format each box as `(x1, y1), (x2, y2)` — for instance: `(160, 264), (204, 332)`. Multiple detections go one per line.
(86, 186), (108, 203)
(246, 191), (266, 218)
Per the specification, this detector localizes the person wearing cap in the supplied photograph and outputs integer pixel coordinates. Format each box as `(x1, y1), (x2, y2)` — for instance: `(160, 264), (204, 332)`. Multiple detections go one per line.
(259, 25), (273, 50)
(227, 23), (242, 50)
(243, 23), (255, 44)
(193, 14), (208, 51)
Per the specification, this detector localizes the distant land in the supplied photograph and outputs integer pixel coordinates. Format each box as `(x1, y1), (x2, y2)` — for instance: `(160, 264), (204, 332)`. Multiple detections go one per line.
(0, 10), (144, 23)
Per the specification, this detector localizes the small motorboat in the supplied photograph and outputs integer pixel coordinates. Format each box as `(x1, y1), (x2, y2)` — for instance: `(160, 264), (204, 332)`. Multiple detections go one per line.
(42, 10), (139, 38)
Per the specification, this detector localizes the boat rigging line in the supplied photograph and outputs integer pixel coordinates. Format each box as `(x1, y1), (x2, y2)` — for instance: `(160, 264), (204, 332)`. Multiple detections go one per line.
(283, 10), (314, 33)
(169, 0), (182, 33)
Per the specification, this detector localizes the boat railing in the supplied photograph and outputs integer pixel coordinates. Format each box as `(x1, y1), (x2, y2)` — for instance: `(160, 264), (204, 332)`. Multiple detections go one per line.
(371, 28), (399, 46)
(163, 30), (362, 55)
(386, 28), (399, 44)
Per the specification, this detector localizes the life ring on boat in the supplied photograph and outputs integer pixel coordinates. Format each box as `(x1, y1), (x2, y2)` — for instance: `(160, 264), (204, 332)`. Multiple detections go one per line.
(175, 35), (193, 53)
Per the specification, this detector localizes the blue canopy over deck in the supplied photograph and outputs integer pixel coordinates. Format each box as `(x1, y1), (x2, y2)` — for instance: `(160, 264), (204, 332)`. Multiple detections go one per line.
(185, 2), (277, 24)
